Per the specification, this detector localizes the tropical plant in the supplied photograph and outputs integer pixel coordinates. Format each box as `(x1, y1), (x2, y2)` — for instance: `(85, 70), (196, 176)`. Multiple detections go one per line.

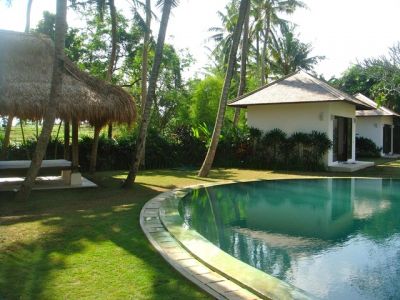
(198, 0), (251, 177)
(269, 23), (323, 75)
(123, 0), (177, 188)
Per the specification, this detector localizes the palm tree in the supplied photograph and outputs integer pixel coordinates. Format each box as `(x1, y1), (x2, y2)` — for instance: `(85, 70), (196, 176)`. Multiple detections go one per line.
(208, 0), (239, 71)
(90, 0), (118, 173)
(198, 0), (250, 178)
(270, 23), (323, 75)
(139, 0), (151, 168)
(232, 3), (250, 127)
(251, 0), (305, 85)
(16, 0), (67, 201)
(123, 0), (177, 188)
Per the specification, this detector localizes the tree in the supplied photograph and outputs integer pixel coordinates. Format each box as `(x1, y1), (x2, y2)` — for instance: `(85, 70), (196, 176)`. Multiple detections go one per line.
(198, 0), (250, 177)
(269, 23), (323, 75)
(90, 0), (118, 173)
(123, 0), (177, 188)
(233, 3), (250, 127)
(252, 0), (306, 85)
(139, 0), (151, 167)
(16, 0), (67, 201)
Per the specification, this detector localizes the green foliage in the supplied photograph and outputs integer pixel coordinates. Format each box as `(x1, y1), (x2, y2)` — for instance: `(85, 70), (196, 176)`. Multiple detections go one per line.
(356, 137), (381, 158)
(331, 43), (400, 111)
(190, 75), (224, 127)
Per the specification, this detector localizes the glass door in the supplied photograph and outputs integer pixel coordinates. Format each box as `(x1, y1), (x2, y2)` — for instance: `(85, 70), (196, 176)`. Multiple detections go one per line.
(333, 116), (352, 162)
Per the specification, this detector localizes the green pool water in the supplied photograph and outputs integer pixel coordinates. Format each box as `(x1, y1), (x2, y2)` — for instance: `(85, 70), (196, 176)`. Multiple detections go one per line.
(179, 179), (400, 300)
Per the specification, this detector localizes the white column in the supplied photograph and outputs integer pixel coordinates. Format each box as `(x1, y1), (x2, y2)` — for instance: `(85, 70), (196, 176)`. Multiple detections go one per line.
(351, 118), (356, 162)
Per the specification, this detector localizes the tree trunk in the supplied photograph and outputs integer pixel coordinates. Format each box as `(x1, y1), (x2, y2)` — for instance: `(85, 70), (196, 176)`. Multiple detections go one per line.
(233, 5), (250, 127)
(1, 115), (13, 160)
(139, 0), (151, 168)
(89, 125), (101, 174)
(25, 0), (33, 33)
(64, 121), (70, 160)
(122, 0), (173, 188)
(15, 0), (67, 201)
(106, 0), (117, 139)
(198, 0), (250, 177)
(71, 119), (79, 172)
(260, 12), (271, 86)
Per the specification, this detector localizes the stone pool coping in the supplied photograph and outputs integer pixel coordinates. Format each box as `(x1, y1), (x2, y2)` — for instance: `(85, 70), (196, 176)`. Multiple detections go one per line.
(140, 179), (318, 300)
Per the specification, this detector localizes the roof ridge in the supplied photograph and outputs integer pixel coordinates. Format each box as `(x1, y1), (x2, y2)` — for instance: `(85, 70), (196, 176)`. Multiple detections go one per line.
(228, 70), (301, 104)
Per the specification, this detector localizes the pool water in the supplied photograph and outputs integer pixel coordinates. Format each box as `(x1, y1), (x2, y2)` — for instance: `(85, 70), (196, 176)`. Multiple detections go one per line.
(179, 179), (400, 300)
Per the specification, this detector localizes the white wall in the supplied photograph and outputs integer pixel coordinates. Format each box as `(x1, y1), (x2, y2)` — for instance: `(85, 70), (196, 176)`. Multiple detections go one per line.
(246, 101), (357, 165)
(356, 115), (394, 154)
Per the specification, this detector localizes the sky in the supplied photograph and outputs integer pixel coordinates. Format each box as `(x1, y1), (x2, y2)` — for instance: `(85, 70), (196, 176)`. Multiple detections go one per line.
(0, 0), (399, 79)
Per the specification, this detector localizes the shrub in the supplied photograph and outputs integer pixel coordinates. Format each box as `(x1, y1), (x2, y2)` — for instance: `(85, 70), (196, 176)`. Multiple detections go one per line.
(356, 137), (381, 158)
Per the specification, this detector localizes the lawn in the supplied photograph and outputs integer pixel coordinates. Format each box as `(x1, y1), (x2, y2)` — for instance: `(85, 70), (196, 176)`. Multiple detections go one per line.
(1, 160), (400, 299)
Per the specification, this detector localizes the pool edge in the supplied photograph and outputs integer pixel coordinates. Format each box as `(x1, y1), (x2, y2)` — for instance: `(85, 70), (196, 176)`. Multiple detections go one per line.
(140, 179), (320, 300)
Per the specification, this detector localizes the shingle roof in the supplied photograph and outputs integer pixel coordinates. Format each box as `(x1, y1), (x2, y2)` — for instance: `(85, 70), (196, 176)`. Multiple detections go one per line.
(354, 93), (399, 117)
(228, 71), (371, 109)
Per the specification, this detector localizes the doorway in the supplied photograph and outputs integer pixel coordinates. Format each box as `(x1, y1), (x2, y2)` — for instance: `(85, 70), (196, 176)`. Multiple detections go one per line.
(333, 116), (352, 162)
(383, 124), (392, 154)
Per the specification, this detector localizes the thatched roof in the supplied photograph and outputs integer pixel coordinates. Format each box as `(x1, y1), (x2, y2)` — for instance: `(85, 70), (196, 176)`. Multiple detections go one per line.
(0, 30), (136, 126)
(228, 71), (371, 110)
(355, 93), (399, 117)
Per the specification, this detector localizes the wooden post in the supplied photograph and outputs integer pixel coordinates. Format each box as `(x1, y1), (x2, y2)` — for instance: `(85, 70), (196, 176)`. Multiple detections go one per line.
(1, 114), (14, 160)
(71, 119), (79, 172)
(89, 125), (101, 174)
(64, 121), (70, 160)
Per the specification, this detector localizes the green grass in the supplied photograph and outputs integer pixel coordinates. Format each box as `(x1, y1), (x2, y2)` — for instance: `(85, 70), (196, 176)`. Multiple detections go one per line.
(1, 161), (400, 299)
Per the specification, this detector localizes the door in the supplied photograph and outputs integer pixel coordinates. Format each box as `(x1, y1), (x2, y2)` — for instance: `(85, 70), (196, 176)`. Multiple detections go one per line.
(394, 125), (400, 153)
(333, 116), (352, 162)
(383, 124), (392, 154)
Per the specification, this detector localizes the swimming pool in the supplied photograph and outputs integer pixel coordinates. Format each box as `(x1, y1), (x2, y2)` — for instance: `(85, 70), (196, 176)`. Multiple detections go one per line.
(178, 179), (400, 300)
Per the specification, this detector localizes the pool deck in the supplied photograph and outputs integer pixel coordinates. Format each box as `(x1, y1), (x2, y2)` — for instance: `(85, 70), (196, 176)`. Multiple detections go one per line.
(328, 161), (374, 172)
(140, 181), (314, 300)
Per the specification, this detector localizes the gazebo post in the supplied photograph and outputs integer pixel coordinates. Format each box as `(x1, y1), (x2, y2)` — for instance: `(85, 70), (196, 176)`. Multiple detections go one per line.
(64, 121), (70, 160)
(70, 118), (81, 185)
(1, 114), (14, 160)
(89, 124), (101, 174)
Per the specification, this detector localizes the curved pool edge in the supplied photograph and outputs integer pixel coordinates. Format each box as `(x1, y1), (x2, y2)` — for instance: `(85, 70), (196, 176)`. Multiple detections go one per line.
(140, 179), (317, 300)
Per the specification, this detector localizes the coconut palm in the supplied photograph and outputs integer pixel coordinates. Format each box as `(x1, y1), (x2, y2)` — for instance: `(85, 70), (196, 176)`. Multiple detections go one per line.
(90, 0), (118, 173)
(16, 0), (67, 201)
(270, 23), (323, 75)
(123, 0), (177, 188)
(198, 0), (250, 178)
(251, 0), (306, 85)
(232, 3), (250, 127)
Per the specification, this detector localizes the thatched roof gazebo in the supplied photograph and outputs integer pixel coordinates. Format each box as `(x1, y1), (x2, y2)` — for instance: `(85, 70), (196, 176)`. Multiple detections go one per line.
(0, 29), (136, 126)
(0, 29), (136, 175)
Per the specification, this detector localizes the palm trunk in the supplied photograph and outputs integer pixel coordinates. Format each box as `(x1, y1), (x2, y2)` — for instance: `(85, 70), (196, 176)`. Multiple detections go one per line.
(25, 0), (33, 33)
(260, 12), (271, 86)
(64, 121), (70, 160)
(140, 0), (151, 168)
(89, 125), (101, 173)
(122, 0), (173, 188)
(16, 0), (67, 201)
(198, 0), (250, 177)
(1, 115), (13, 160)
(233, 5), (250, 127)
(106, 0), (117, 139)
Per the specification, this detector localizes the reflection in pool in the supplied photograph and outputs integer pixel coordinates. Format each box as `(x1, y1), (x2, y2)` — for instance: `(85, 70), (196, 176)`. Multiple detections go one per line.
(179, 179), (400, 300)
